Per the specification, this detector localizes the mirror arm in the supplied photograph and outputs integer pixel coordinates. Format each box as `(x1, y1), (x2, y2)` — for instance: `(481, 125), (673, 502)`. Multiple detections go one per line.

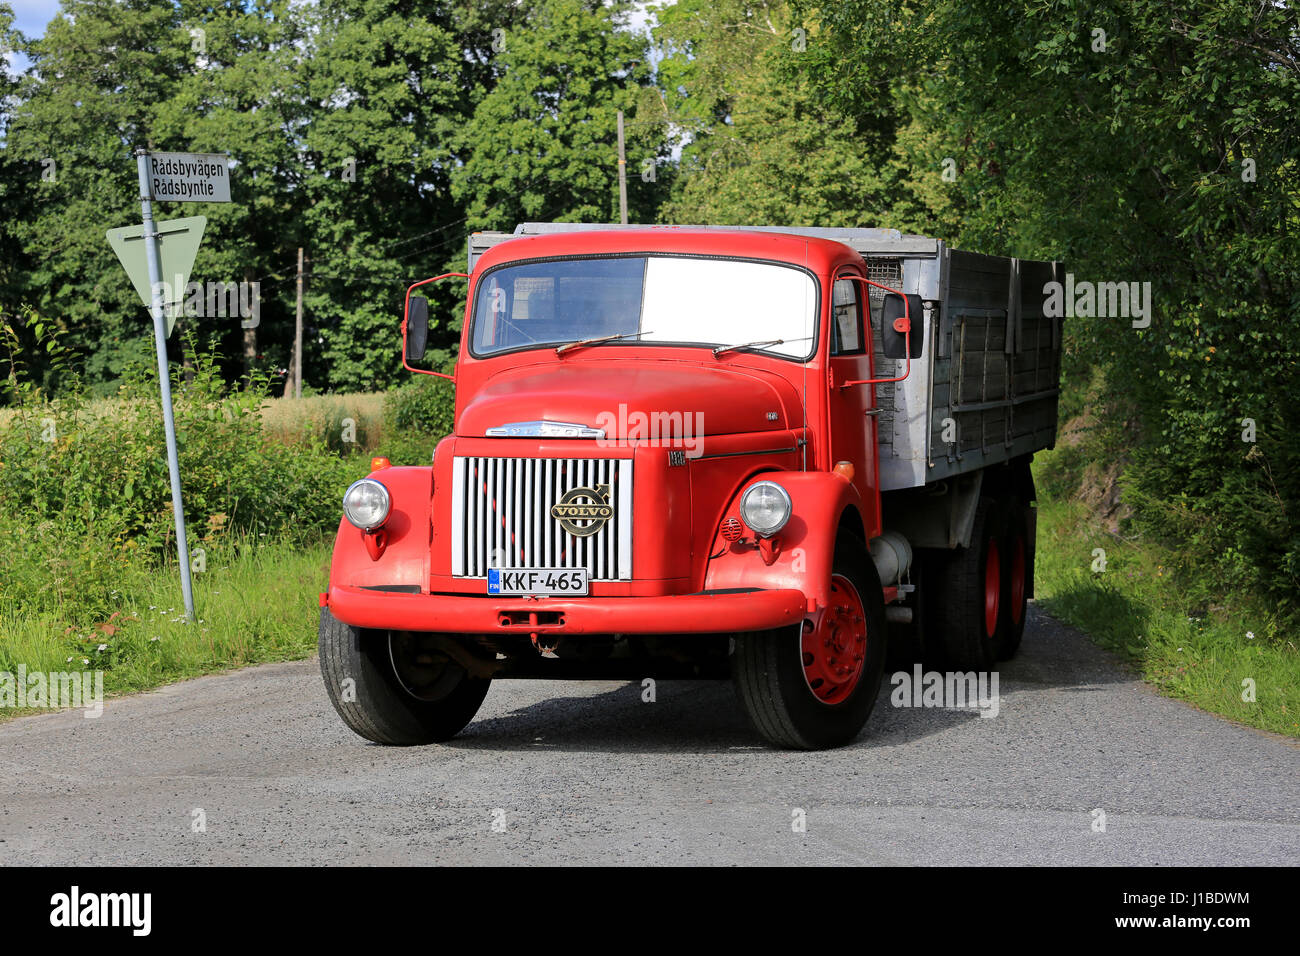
(402, 272), (468, 381)
(837, 276), (913, 388)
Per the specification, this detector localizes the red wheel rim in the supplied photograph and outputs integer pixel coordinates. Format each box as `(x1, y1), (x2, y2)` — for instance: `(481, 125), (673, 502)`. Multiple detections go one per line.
(801, 573), (868, 705)
(1009, 532), (1026, 626)
(984, 537), (1001, 638)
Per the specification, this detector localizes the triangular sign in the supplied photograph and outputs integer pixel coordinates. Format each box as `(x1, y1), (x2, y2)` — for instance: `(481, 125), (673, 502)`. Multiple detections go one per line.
(107, 216), (207, 337)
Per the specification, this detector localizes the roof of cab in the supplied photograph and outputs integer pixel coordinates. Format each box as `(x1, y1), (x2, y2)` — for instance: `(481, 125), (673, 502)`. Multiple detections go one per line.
(472, 227), (858, 276)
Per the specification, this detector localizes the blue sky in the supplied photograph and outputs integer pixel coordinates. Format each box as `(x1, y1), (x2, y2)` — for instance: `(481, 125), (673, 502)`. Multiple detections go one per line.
(5, 0), (60, 73)
(9, 0), (61, 38)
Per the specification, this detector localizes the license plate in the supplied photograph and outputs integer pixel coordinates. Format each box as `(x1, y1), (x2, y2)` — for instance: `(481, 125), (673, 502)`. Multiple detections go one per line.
(487, 568), (589, 596)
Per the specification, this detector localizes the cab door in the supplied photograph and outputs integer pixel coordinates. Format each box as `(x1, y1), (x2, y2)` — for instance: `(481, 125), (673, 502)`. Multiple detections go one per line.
(825, 271), (882, 539)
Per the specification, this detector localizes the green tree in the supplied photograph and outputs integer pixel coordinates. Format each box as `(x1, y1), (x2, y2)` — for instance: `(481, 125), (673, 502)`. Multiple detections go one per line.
(296, 0), (530, 391)
(452, 0), (660, 232)
(0, 2), (38, 392)
(5, 0), (192, 389)
(156, 0), (311, 384)
(802, 0), (1300, 612)
(655, 0), (912, 227)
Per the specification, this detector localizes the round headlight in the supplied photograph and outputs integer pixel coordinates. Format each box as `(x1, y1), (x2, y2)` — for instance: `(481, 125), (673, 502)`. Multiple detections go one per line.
(740, 480), (792, 537)
(343, 478), (390, 531)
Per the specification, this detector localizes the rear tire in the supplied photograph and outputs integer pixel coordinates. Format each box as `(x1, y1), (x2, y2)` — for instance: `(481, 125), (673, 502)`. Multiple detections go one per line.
(928, 497), (1005, 671)
(318, 609), (490, 745)
(996, 500), (1032, 660)
(733, 534), (887, 750)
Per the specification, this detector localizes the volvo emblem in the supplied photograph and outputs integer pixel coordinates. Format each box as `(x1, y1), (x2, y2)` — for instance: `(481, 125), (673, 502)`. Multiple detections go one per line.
(551, 485), (613, 537)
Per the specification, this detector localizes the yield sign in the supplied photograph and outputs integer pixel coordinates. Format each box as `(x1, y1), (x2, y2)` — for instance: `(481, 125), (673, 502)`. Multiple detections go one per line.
(106, 215), (206, 336)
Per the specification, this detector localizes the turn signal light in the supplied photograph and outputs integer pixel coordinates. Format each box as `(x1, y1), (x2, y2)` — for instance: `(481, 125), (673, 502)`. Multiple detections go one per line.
(371, 456), (391, 471)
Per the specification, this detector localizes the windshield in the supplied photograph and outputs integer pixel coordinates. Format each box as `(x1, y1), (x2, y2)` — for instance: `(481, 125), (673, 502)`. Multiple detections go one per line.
(470, 255), (818, 360)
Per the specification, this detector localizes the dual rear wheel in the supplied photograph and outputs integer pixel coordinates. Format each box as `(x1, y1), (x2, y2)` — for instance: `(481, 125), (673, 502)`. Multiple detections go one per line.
(926, 495), (1032, 671)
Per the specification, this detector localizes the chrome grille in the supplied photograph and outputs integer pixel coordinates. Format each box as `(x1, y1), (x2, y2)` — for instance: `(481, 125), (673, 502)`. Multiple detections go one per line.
(451, 457), (633, 580)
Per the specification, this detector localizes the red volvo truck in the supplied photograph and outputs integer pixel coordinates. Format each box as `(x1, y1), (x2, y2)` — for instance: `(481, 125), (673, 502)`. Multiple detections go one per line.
(319, 223), (1062, 749)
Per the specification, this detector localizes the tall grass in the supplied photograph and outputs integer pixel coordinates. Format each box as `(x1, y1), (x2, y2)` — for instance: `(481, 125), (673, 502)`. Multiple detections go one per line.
(260, 391), (386, 455)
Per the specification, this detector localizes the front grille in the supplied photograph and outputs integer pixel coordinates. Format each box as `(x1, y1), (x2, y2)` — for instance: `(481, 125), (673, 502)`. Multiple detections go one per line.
(450, 456), (633, 580)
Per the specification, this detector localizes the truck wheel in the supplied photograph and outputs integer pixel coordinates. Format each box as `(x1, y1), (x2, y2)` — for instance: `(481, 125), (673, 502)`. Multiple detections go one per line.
(318, 608), (491, 745)
(930, 497), (1005, 671)
(732, 535), (887, 750)
(996, 501), (1032, 660)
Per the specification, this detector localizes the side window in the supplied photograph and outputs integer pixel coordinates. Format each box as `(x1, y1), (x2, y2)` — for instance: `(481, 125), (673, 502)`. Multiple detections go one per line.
(831, 278), (863, 355)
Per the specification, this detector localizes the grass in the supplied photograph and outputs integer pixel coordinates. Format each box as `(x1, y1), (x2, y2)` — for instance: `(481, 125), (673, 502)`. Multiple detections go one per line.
(1032, 485), (1300, 738)
(0, 390), (388, 452)
(0, 379), (411, 723)
(0, 538), (331, 720)
(260, 391), (385, 452)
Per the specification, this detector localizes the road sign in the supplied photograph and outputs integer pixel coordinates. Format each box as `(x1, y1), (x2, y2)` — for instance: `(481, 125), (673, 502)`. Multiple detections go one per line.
(106, 216), (206, 337)
(119, 147), (234, 623)
(144, 151), (231, 203)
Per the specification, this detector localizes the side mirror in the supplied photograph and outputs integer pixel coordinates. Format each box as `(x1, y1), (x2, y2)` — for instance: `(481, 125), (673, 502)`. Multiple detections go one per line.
(405, 295), (429, 362)
(881, 293), (925, 360)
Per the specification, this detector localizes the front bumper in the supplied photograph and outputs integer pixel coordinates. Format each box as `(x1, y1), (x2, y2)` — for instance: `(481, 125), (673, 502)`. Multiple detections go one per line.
(324, 584), (807, 635)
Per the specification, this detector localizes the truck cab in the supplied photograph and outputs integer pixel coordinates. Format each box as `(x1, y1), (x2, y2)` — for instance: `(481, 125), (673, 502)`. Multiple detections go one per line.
(319, 225), (1061, 749)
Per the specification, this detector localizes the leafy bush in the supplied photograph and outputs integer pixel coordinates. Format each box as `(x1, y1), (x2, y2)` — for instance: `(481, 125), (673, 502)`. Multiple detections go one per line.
(0, 324), (358, 623)
(381, 374), (456, 464)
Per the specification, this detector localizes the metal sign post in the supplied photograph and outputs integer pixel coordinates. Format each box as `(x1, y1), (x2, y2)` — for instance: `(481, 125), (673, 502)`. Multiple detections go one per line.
(133, 148), (195, 621)
(110, 149), (230, 621)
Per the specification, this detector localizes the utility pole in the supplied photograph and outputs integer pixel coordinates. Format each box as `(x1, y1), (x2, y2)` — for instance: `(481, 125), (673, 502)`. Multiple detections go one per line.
(294, 246), (304, 399)
(616, 109), (628, 225)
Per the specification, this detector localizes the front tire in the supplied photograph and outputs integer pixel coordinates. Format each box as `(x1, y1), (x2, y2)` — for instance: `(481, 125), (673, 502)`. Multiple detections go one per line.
(732, 535), (887, 750)
(318, 609), (490, 745)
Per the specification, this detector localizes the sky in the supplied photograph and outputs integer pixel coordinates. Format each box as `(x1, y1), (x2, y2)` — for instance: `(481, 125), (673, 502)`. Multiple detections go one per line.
(4, 0), (60, 74)
(9, 0), (61, 38)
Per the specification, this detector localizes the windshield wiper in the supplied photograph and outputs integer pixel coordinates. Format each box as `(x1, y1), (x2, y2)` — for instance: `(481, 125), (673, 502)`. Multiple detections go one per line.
(556, 330), (654, 356)
(713, 338), (785, 357)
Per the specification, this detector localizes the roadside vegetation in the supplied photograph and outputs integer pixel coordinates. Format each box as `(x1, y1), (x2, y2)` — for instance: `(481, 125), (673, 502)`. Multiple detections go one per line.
(0, 326), (452, 715)
(1, 539), (330, 718)
(1034, 488), (1299, 738)
(1031, 369), (1298, 737)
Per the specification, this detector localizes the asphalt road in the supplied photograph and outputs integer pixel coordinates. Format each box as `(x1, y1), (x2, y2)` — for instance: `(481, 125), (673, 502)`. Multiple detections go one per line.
(2, 605), (1297, 865)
